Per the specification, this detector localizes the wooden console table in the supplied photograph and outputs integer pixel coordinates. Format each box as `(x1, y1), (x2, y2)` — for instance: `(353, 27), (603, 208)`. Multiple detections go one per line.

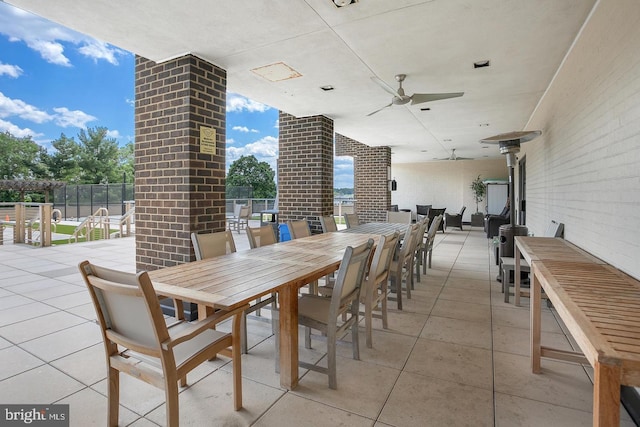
(517, 236), (640, 426)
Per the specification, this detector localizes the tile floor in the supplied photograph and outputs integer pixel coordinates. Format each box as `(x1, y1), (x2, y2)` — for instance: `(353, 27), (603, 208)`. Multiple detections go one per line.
(0, 225), (635, 426)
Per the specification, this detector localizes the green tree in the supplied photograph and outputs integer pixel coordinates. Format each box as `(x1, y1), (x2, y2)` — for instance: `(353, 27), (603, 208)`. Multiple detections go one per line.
(118, 142), (135, 183)
(44, 133), (82, 183)
(76, 127), (121, 184)
(226, 155), (276, 199)
(0, 132), (50, 201)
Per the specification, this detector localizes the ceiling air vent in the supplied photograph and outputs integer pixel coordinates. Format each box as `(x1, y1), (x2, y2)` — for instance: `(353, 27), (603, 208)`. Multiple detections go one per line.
(333, 0), (358, 8)
(474, 60), (491, 69)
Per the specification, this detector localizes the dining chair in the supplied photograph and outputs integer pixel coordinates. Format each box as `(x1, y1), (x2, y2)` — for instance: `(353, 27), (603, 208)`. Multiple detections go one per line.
(422, 214), (443, 273)
(386, 210), (412, 224)
(78, 260), (245, 426)
(243, 225), (279, 352)
(343, 213), (359, 229)
(413, 216), (430, 283)
(445, 206), (466, 231)
(388, 222), (420, 310)
(360, 231), (399, 348)
(228, 204), (250, 233)
(191, 230), (236, 260)
(191, 229), (261, 354)
(319, 215), (338, 233)
(287, 219), (311, 239)
(246, 224), (278, 248)
(294, 238), (374, 389)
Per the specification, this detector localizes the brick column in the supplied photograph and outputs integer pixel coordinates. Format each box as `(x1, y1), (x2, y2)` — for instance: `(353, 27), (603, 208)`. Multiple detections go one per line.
(278, 113), (334, 234)
(135, 55), (226, 270)
(335, 133), (391, 223)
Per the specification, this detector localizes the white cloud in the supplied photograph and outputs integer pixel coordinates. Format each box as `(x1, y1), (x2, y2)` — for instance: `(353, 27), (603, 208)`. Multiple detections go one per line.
(106, 129), (121, 139)
(0, 92), (52, 123)
(0, 118), (43, 138)
(0, 2), (128, 66)
(227, 93), (270, 113)
(227, 136), (278, 172)
(0, 62), (23, 78)
(232, 125), (259, 133)
(125, 98), (135, 107)
(274, 119), (279, 129)
(79, 40), (121, 65)
(52, 107), (97, 128)
(226, 138), (235, 145)
(28, 39), (70, 66)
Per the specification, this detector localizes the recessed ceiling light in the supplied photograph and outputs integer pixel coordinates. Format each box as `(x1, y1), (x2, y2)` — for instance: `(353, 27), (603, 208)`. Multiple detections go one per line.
(332, 0), (358, 7)
(320, 85), (334, 91)
(479, 123), (490, 127)
(474, 60), (491, 68)
(420, 150), (428, 152)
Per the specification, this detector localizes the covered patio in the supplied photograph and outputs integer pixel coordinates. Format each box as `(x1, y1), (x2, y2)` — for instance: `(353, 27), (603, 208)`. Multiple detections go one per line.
(2, 226), (633, 425)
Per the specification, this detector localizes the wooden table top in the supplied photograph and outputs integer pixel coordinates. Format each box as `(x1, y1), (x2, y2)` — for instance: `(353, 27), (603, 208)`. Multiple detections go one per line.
(533, 259), (640, 381)
(148, 232), (378, 311)
(341, 222), (410, 235)
(514, 236), (605, 264)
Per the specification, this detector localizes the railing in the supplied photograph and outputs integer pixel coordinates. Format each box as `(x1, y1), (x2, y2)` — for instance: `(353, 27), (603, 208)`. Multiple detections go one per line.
(225, 197), (355, 218)
(69, 207), (111, 243)
(0, 202), (54, 247)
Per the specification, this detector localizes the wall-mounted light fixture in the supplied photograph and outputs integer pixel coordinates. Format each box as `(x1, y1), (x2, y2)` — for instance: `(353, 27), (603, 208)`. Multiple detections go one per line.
(389, 178), (397, 192)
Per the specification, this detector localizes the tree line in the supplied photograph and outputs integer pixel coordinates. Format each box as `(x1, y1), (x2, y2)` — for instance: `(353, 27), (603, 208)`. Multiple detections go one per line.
(0, 129), (278, 202)
(0, 127), (133, 202)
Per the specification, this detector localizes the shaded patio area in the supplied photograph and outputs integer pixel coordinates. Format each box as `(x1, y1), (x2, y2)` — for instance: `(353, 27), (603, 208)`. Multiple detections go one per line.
(0, 225), (634, 426)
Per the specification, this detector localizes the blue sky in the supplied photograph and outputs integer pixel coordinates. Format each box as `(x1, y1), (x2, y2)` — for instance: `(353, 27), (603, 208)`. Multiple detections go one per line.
(0, 2), (353, 189)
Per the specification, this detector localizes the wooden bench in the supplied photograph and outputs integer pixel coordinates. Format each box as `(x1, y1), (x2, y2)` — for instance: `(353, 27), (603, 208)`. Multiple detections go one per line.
(519, 237), (640, 426)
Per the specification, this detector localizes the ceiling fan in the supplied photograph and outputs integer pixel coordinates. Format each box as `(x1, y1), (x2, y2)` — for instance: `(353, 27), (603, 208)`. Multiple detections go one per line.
(438, 148), (473, 161)
(367, 74), (463, 116)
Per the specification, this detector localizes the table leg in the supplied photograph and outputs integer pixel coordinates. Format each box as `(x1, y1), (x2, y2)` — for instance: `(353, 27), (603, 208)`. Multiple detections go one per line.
(530, 265), (542, 374)
(593, 362), (621, 427)
(515, 245), (522, 307)
(278, 286), (299, 390)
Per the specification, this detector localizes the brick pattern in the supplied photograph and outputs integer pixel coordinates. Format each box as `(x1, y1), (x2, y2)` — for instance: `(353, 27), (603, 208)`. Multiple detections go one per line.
(335, 133), (391, 223)
(522, 0), (640, 278)
(278, 113), (334, 234)
(135, 55), (226, 270)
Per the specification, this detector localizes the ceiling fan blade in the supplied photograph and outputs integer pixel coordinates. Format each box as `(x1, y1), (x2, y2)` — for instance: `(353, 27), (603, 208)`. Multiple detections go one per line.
(410, 92), (464, 105)
(367, 103), (393, 116)
(371, 76), (401, 97)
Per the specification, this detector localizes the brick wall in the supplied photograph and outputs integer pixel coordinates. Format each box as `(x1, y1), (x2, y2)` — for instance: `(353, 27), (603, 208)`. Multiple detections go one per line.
(335, 133), (391, 223)
(278, 113), (333, 234)
(135, 54), (226, 270)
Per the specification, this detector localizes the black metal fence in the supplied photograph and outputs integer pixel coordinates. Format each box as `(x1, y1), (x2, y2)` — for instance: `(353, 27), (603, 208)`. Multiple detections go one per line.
(53, 184), (134, 220)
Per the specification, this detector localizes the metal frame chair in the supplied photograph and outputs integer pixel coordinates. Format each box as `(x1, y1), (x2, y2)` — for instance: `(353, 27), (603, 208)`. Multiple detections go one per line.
(78, 260), (244, 426)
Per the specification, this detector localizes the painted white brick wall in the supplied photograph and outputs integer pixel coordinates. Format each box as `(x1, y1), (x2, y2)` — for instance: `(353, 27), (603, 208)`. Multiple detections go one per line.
(392, 158), (508, 222)
(523, 0), (640, 278)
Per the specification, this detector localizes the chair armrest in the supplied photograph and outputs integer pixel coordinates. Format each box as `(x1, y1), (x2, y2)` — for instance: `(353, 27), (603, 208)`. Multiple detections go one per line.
(162, 303), (249, 350)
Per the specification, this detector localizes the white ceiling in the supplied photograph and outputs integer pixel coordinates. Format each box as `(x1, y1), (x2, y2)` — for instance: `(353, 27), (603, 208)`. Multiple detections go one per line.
(8, 0), (596, 163)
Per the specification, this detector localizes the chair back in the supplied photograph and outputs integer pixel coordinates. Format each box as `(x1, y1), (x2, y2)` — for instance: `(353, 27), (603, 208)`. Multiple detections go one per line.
(415, 216), (429, 249)
(287, 219), (311, 239)
(78, 260), (167, 356)
(331, 239), (374, 312)
(246, 225), (277, 248)
(389, 204), (399, 212)
(426, 214), (443, 244)
(232, 204), (244, 218)
(191, 230), (237, 260)
(458, 206), (467, 216)
(386, 210), (412, 224)
(238, 205), (251, 220)
(343, 213), (359, 229)
(320, 215), (338, 233)
(363, 232), (399, 294)
(416, 204), (431, 216)
(545, 220), (564, 238)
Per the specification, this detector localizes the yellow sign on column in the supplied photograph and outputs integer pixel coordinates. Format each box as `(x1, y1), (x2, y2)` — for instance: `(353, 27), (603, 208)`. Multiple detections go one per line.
(200, 126), (216, 154)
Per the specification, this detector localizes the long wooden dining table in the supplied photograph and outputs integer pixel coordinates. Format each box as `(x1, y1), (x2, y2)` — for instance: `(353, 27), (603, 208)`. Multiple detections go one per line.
(147, 231), (379, 390)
